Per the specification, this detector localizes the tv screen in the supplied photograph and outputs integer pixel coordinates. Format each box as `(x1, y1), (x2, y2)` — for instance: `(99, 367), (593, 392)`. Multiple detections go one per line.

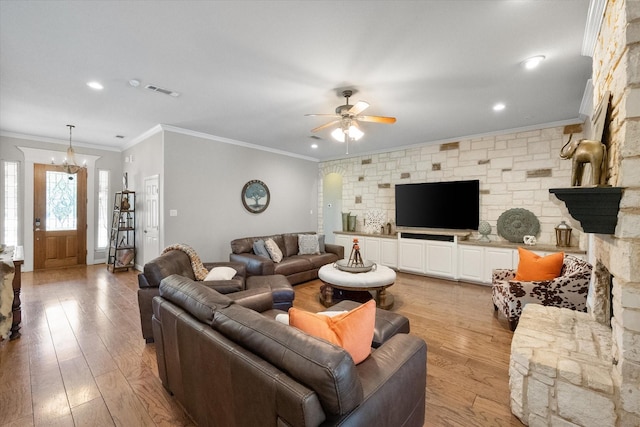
(395, 180), (480, 230)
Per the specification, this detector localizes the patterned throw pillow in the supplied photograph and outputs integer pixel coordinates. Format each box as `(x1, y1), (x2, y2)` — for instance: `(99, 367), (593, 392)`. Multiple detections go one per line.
(264, 238), (283, 263)
(298, 234), (320, 255)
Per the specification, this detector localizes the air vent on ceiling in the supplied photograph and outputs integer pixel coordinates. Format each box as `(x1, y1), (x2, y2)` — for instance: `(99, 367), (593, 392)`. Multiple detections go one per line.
(145, 84), (180, 97)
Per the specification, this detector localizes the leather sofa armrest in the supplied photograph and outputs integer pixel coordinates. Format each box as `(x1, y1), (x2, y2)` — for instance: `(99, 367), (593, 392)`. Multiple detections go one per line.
(202, 279), (244, 294)
(229, 253), (275, 276)
(325, 243), (344, 259)
(203, 261), (247, 278)
(138, 272), (153, 289)
(343, 334), (426, 426)
(227, 287), (274, 313)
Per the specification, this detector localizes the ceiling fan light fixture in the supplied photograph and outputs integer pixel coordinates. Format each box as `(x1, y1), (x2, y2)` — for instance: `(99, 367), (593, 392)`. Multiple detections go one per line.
(331, 125), (364, 142)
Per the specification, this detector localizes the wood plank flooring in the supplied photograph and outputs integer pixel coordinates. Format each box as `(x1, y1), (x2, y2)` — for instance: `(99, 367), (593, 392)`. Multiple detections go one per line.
(0, 265), (524, 426)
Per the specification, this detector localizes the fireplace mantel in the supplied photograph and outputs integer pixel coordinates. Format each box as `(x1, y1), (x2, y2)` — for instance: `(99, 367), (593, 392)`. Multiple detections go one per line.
(549, 187), (623, 234)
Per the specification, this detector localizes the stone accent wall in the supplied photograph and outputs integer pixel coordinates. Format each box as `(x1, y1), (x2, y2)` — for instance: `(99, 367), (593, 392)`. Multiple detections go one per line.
(319, 126), (585, 248)
(592, 0), (640, 425)
(508, 1), (640, 425)
(511, 305), (616, 427)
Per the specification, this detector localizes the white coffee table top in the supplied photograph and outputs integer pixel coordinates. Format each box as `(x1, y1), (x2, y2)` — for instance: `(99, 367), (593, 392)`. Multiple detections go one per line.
(318, 263), (396, 289)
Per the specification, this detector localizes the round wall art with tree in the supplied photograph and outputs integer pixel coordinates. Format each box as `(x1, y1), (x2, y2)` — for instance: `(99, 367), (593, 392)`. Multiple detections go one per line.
(242, 180), (270, 213)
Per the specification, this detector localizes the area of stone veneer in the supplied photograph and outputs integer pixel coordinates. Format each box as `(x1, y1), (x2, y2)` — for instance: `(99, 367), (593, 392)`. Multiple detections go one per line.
(319, 125), (585, 248)
(510, 305), (616, 426)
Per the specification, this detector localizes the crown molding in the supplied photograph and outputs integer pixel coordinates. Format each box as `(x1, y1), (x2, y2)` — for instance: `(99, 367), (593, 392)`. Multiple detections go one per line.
(582, 0), (607, 57)
(0, 130), (120, 152)
(157, 124), (319, 162)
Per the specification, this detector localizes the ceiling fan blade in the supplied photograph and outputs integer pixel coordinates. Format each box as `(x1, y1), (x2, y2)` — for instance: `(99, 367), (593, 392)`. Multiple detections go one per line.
(348, 101), (369, 116)
(305, 113), (340, 118)
(311, 120), (340, 133)
(358, 115), (397, 124)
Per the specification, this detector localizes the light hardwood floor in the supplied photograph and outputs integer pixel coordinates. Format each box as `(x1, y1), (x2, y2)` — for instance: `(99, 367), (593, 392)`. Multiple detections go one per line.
(0, 265), (524, 427)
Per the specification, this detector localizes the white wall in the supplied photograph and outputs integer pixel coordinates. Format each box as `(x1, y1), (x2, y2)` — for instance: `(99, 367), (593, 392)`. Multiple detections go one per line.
(122, 129), (163, 267)
(157, 130), (319, 261)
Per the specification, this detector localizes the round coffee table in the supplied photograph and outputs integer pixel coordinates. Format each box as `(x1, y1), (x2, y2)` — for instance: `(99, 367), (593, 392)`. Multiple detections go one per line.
(318, 263), (396, 310)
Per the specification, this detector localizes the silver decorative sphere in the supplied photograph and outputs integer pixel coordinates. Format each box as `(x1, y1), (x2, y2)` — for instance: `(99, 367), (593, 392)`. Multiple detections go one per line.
(478, 221), (491, 242)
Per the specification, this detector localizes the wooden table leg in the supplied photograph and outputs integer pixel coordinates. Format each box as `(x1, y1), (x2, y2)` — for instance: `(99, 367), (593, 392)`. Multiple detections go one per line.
(323, 283), (333, 307)
(10, 252), (23, 340)
(376, 287), (395, 310)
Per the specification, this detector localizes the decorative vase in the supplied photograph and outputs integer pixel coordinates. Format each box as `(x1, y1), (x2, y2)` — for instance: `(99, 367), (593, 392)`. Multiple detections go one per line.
(348, 215), (357, 232)
(342, 212), (350, 232)
(478, 221), (491, 242)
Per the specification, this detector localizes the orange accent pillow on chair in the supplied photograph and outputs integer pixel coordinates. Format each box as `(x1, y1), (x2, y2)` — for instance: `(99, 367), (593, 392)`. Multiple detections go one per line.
(515, 247), (564, 281)
(289, 300), (376, 364)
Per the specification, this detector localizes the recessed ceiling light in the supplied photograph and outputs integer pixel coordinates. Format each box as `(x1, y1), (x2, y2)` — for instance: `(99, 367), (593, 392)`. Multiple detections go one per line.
(522, 55), (545, 70)
(311, 143), (318, 149)
(87, 81), (104, 90)
(493, 103), (506, 111)
(128, 79), (141, 87)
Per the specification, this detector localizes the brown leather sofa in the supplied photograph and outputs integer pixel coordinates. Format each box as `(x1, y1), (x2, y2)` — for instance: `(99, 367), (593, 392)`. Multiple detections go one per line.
(230, 232), (344, 284)
(138, 249), (294, 342)
(152, 274), (427, 427)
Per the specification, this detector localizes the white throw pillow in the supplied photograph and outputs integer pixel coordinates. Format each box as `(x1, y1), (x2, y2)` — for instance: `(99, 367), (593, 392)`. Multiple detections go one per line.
(298, 234), (320, 255)
(204, 266), (237, 281)
(264, 238), (283, 263)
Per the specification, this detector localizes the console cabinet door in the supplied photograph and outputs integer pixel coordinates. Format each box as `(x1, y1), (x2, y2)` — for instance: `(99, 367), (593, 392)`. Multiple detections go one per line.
(398, 239), (424, 273)
(458, 245), (484, 283)
(484, 247), (515, 284)
(425, 241), (456, 278)
(380, 238), (398, 268)
(334, 235), (351, 260)
(363, 237), (381, 264)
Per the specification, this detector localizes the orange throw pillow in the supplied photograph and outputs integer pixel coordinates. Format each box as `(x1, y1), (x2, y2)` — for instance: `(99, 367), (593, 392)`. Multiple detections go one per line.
(515, 247), (564, 281)
(289, 300), (376, 364)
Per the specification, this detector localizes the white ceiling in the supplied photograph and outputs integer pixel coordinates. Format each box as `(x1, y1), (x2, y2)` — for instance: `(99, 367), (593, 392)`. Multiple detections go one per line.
(0, 1), (593, 161)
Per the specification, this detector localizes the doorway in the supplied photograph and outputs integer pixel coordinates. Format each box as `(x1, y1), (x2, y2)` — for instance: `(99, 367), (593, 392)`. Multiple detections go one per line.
(322, 173), (343, 244)
(33, 164), (87, 269)
(142, 175), (160, 264)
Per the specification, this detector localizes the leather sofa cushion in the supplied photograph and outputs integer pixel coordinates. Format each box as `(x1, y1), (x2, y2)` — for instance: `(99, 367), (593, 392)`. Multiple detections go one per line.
(273, 257), (313, 276)
(212, 304), (364, 416)
(159, 275), (232, 324)
(283, 233), (300, 257)
(300, 252), (340, 269)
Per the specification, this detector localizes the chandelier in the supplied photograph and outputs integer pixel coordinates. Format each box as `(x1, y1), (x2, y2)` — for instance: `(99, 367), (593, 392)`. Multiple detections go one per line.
(53, 124), (86, 174)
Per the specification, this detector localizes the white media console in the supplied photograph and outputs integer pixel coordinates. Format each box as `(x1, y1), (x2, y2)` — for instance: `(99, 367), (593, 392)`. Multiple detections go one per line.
(334, 230), (586, 286)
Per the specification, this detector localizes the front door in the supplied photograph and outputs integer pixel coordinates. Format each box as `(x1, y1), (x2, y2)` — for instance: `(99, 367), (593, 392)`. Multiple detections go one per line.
(33, 164), (87, 269)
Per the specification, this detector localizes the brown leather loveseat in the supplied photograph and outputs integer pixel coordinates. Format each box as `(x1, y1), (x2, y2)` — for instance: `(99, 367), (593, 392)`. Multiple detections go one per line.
(152, 274), (427, 427)
(138, 249), (294, 342)
(230, 232), (344, 284)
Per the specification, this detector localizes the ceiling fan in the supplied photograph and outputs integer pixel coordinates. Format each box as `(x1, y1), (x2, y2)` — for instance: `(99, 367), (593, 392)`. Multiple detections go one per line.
(305, 90), (396, 148)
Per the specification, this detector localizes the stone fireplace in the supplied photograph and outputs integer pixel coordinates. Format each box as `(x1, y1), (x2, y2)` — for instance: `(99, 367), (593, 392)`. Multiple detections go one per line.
(509, 0), (640, 425)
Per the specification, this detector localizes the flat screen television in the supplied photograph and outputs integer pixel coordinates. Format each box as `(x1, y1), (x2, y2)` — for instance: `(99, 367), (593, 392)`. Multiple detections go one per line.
(395, 180), (480, 230)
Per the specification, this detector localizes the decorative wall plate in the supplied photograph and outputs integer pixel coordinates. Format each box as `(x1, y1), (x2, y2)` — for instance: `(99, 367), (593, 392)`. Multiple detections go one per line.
(497, 208), (540, 243)
(242, 180), (270, 213)
(363, 208), (386, 234)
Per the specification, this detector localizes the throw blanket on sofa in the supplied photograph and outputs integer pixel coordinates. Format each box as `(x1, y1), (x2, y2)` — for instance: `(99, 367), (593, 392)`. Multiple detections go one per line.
(161, 244), (209, 281)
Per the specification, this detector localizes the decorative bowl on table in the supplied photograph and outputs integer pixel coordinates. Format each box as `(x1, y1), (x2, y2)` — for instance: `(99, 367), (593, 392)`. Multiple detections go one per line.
(334, 259), (377, 273)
